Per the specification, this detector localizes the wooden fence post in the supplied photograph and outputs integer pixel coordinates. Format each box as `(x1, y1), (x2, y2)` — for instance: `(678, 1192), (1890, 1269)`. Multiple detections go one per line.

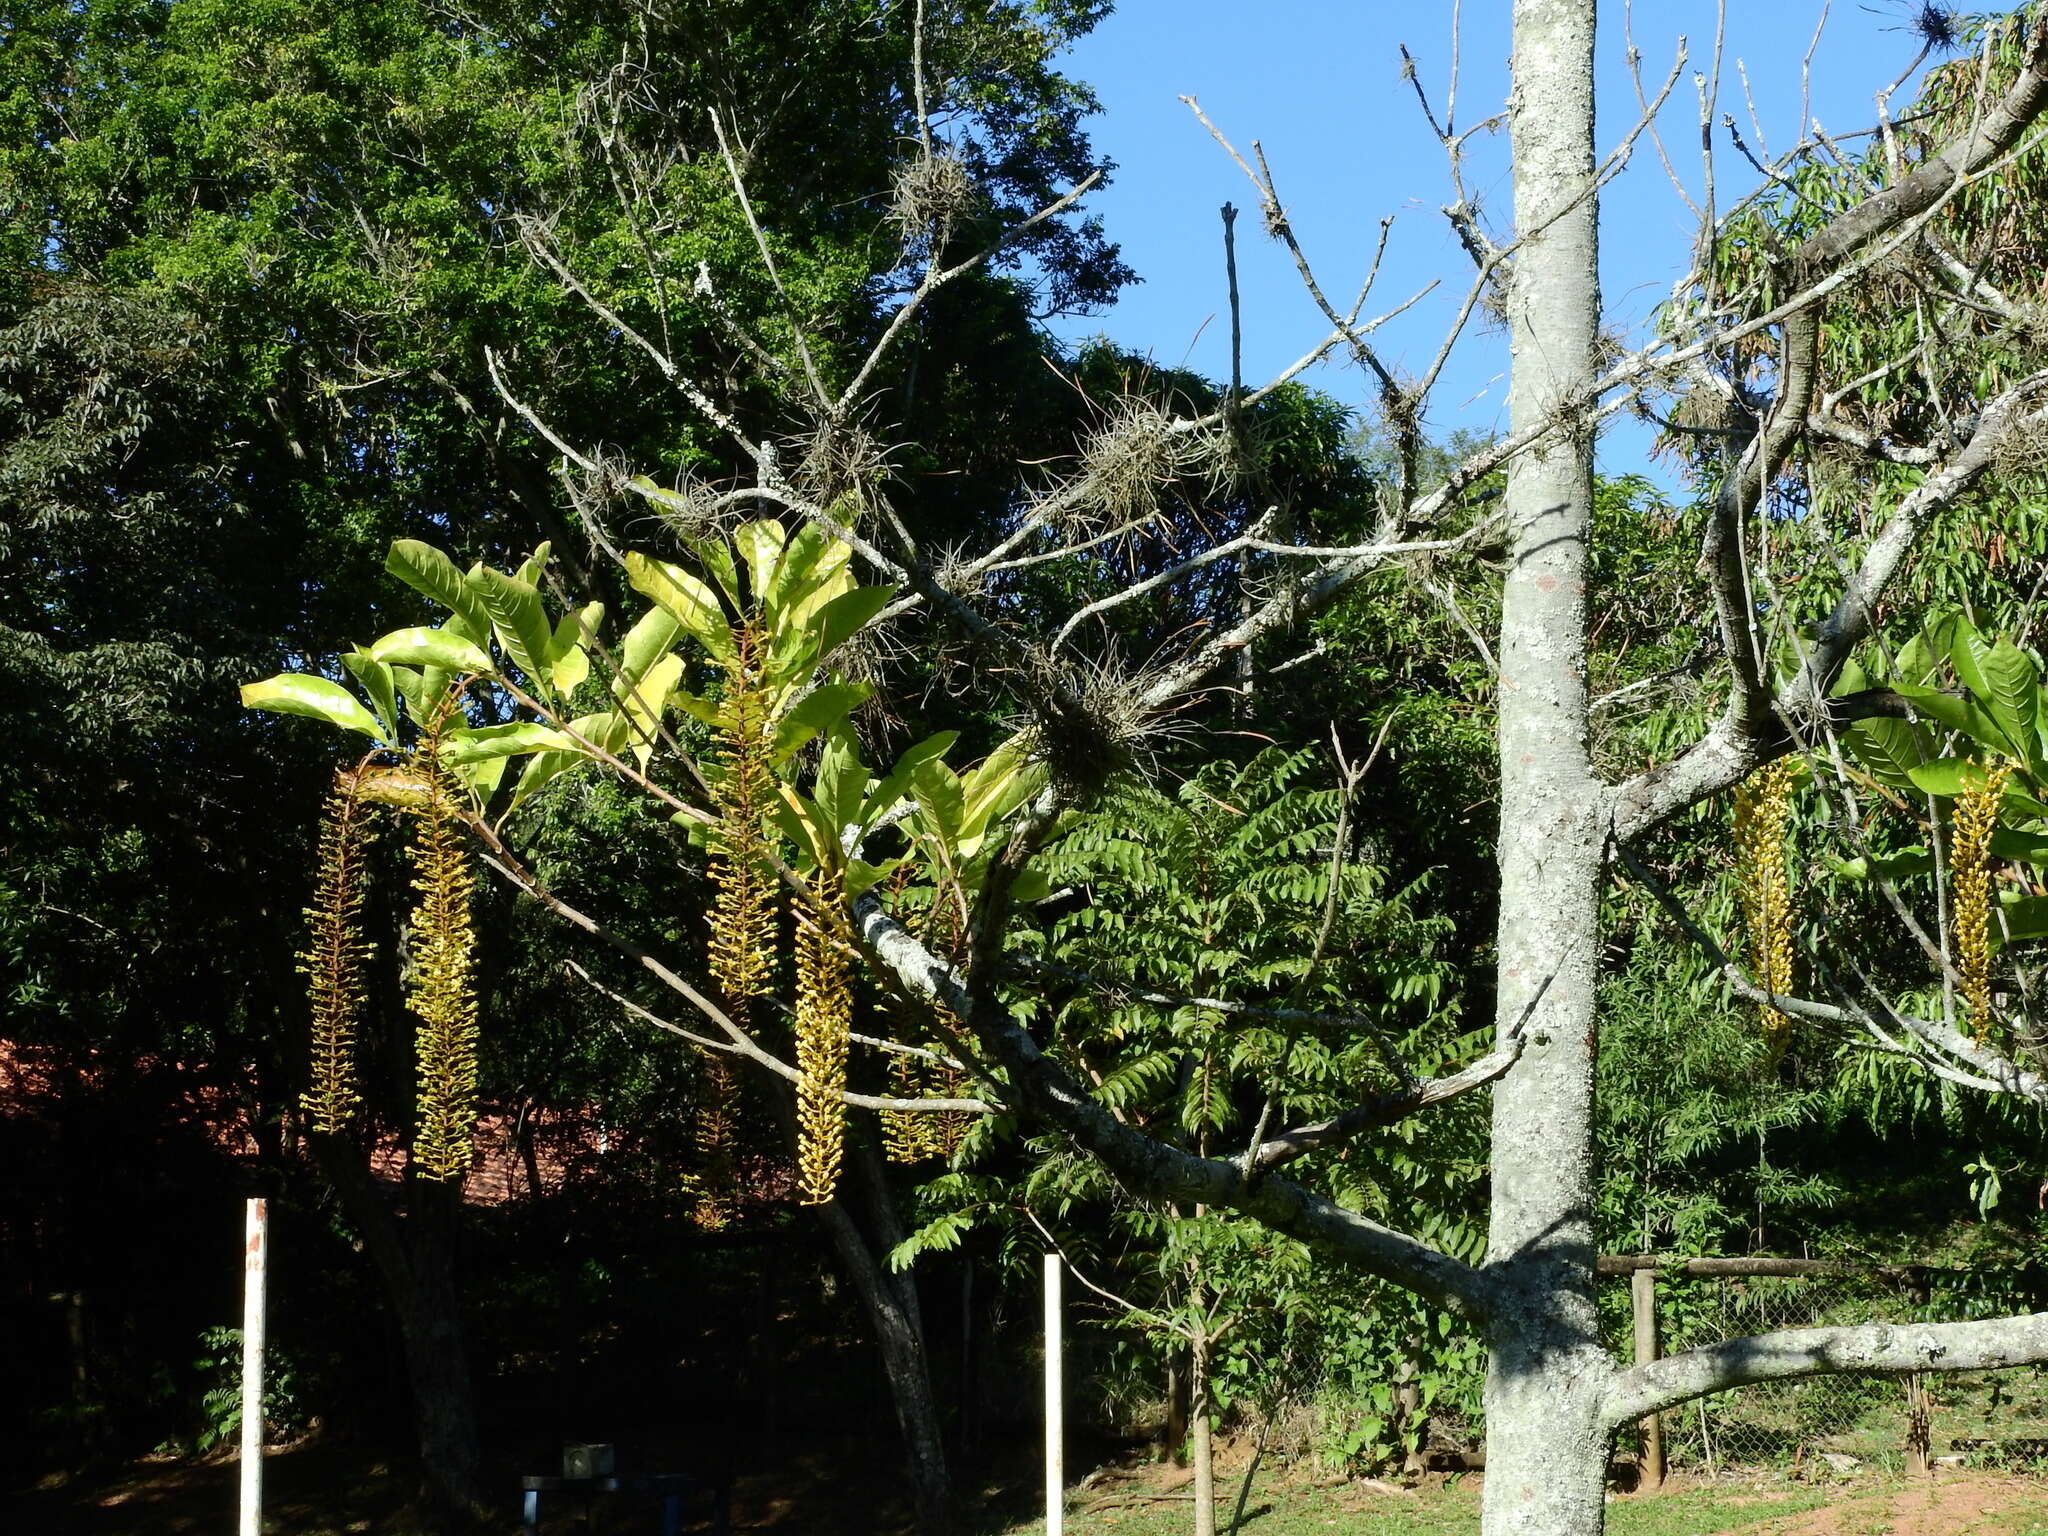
(239, 1197), (268, 1536)
(1045, 1253), (1063, 1536)
(1631, 1266), (1665, 1491)
(1905, 1268), (1933, 1476)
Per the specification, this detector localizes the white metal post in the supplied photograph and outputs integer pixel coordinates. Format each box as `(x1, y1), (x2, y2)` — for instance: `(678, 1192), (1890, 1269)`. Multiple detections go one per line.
(240, 1197), (268, 1536)
(1044, 1252), (1062, 1536)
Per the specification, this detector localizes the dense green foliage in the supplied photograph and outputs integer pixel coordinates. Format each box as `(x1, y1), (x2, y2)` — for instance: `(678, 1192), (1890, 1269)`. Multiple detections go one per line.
(17, 2), (2048, 1529)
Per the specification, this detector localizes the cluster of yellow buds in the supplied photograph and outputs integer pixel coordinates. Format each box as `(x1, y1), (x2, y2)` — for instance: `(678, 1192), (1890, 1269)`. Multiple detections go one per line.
(689, 1054), (738, 1230)
(794, 868), (853, 1205)
(706, 624), (778, 1015)
(1953, 758), (2012, 1038)
(300, 767), (373, 1135)
(406, 741), (480, 1183)
(1733, 759), (1797, 1053)
(698, 622), (778, 1225)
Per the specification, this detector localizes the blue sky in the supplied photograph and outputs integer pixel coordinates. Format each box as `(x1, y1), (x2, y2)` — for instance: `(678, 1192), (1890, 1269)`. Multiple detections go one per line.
(1042, 1), (1952, 484)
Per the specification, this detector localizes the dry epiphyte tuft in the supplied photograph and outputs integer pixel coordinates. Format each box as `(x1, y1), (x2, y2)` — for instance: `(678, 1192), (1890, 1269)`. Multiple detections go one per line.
(407, 729), (481, 1183)
(790, 420), (893, 504)
(794, 868), (853, 1206)
(887, 150), (978, 251)
(300, 767), (375, 1134)
(707, 622), (779, 1019)
(1074, 399), (1204, 528)
(1732, 758), (1797, 1053)
(1953, 757), (2012, 1036)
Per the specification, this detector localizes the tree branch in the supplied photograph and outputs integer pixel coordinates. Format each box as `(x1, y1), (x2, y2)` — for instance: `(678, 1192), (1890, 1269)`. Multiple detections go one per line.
(1610, 1312), (2048, 1427)
(855, 894), (1498, 1319)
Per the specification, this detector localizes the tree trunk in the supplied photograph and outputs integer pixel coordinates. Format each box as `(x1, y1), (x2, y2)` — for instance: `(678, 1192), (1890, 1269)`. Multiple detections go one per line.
(388, 1182), (488, 1527)
(815, 1131), (953, 1536)
(1483, 2), (1612, 1532)
(1189, 1320), (1216, 1536)
(311, 1138), (489, 1527)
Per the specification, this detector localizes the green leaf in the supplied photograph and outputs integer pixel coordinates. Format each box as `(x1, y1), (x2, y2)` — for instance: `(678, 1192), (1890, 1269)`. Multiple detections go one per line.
(860, 732), (959, 831)
(369, 626), (495, 675)
(1996, 894), (2048, 945)
(845, 856), (905, 899)
(771, 681), (873, 760)
(1990, 829), (2048, 865)
(617, 607), (685, 692)
(550, 602), (604, 695)
(386, 540), (490, 638)
(239, 674), (384, 740)
(1845, 716), (1931, 789)
(508, 712), (629, 814)
(1829, 848), (1933, 882)
(389, 665), (427, 719)
(688, 534), (745, 615)
(1905, 758), (1992, 798)
(776, 786), (845, 872)
(734, 519), (791, 605)
(815, 726), (869, 835)
(468, 564), (556, 696)
(624, 552), (736, 663)
(773, 521), (856, 630)
(1892, 683), (2007, 754)
(619, 653), (683, 766)
(811, 584), (895, 664)
(670, 688), (720, 728)
(514, 541), (551, 589)
(1953, 626), (2038, 757)
(441, 722), (575, 764)
(452, 754), (511, 802)
(340, 648), (397, 741)
(912, 758), (966, 847)
(959, 733), (1044, 847)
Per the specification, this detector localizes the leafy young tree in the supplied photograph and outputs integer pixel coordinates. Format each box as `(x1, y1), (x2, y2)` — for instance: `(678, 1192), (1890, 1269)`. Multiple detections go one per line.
(239, 6), (2048, 1536)
(6, 0), (1133, 1524)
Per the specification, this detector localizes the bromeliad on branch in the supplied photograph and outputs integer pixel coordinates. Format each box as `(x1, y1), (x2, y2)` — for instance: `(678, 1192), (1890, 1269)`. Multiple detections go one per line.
(241, 519), (1032, 1208)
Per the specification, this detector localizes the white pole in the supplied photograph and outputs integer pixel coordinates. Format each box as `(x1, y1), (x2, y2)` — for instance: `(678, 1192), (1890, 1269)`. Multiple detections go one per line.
(239, 1197), (268, 1536)
(1044, 1252), (1062, 1536)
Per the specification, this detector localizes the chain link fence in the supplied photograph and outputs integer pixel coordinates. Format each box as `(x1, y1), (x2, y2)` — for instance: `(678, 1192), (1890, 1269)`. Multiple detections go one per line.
(1618, 1266), (2048, 1475)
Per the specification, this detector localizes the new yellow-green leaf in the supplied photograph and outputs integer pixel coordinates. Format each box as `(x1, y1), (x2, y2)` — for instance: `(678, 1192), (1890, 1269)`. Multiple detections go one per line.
(241, 675), (385, 740)
(625, 552), (736, 664)
(370, 627), (495, 675)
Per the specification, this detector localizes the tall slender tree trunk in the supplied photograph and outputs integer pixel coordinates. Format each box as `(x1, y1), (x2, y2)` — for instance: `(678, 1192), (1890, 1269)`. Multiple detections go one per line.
(1483, 2), (1612, 1532)
(814, 1132), (953, 1536)
(312, 1139), (489, 1527)
(1189, 1317), (1216, 1536)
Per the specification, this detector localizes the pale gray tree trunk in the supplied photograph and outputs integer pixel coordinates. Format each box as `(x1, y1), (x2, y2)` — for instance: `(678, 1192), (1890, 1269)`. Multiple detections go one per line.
(1482, 2), (1612, 1532)
(1190, 1317), (1216, 1536)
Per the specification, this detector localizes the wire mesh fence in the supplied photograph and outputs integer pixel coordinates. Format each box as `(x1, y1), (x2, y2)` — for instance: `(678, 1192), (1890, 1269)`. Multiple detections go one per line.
(1617, 1266), (2048, 1476)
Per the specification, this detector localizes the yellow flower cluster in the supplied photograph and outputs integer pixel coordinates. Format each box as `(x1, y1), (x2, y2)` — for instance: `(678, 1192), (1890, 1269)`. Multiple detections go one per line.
(706, 626), (778, 1023)
(690, 1054), (738, 1231)
(1733, 759), (1796, 1053)
(701, 623), (778, 1225)
(300, 767), (373, 1135)
(795, 868), (853, 1205)
(882, 897), (971, 1163)
(1953, 758), (2012, 1037)
(882, 1042), (969, 1164)
(407, 744), (481, 1184)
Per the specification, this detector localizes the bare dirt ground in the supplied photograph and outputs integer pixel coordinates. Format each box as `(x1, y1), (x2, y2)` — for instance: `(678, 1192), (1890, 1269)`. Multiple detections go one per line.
(14, 1442), (2048, 1536)
(1760, 1471), (2048, 1536)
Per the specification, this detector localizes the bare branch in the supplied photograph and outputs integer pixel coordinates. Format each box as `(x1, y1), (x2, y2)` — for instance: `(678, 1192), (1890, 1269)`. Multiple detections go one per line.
(855, 894), (1498, 1319)
(571, 960), (992, 1114)
(1610, 1312), (2048, 1427)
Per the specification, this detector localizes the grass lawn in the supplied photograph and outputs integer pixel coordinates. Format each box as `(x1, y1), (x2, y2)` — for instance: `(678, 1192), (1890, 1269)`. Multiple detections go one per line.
(998, 1467), (2048, 1536)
